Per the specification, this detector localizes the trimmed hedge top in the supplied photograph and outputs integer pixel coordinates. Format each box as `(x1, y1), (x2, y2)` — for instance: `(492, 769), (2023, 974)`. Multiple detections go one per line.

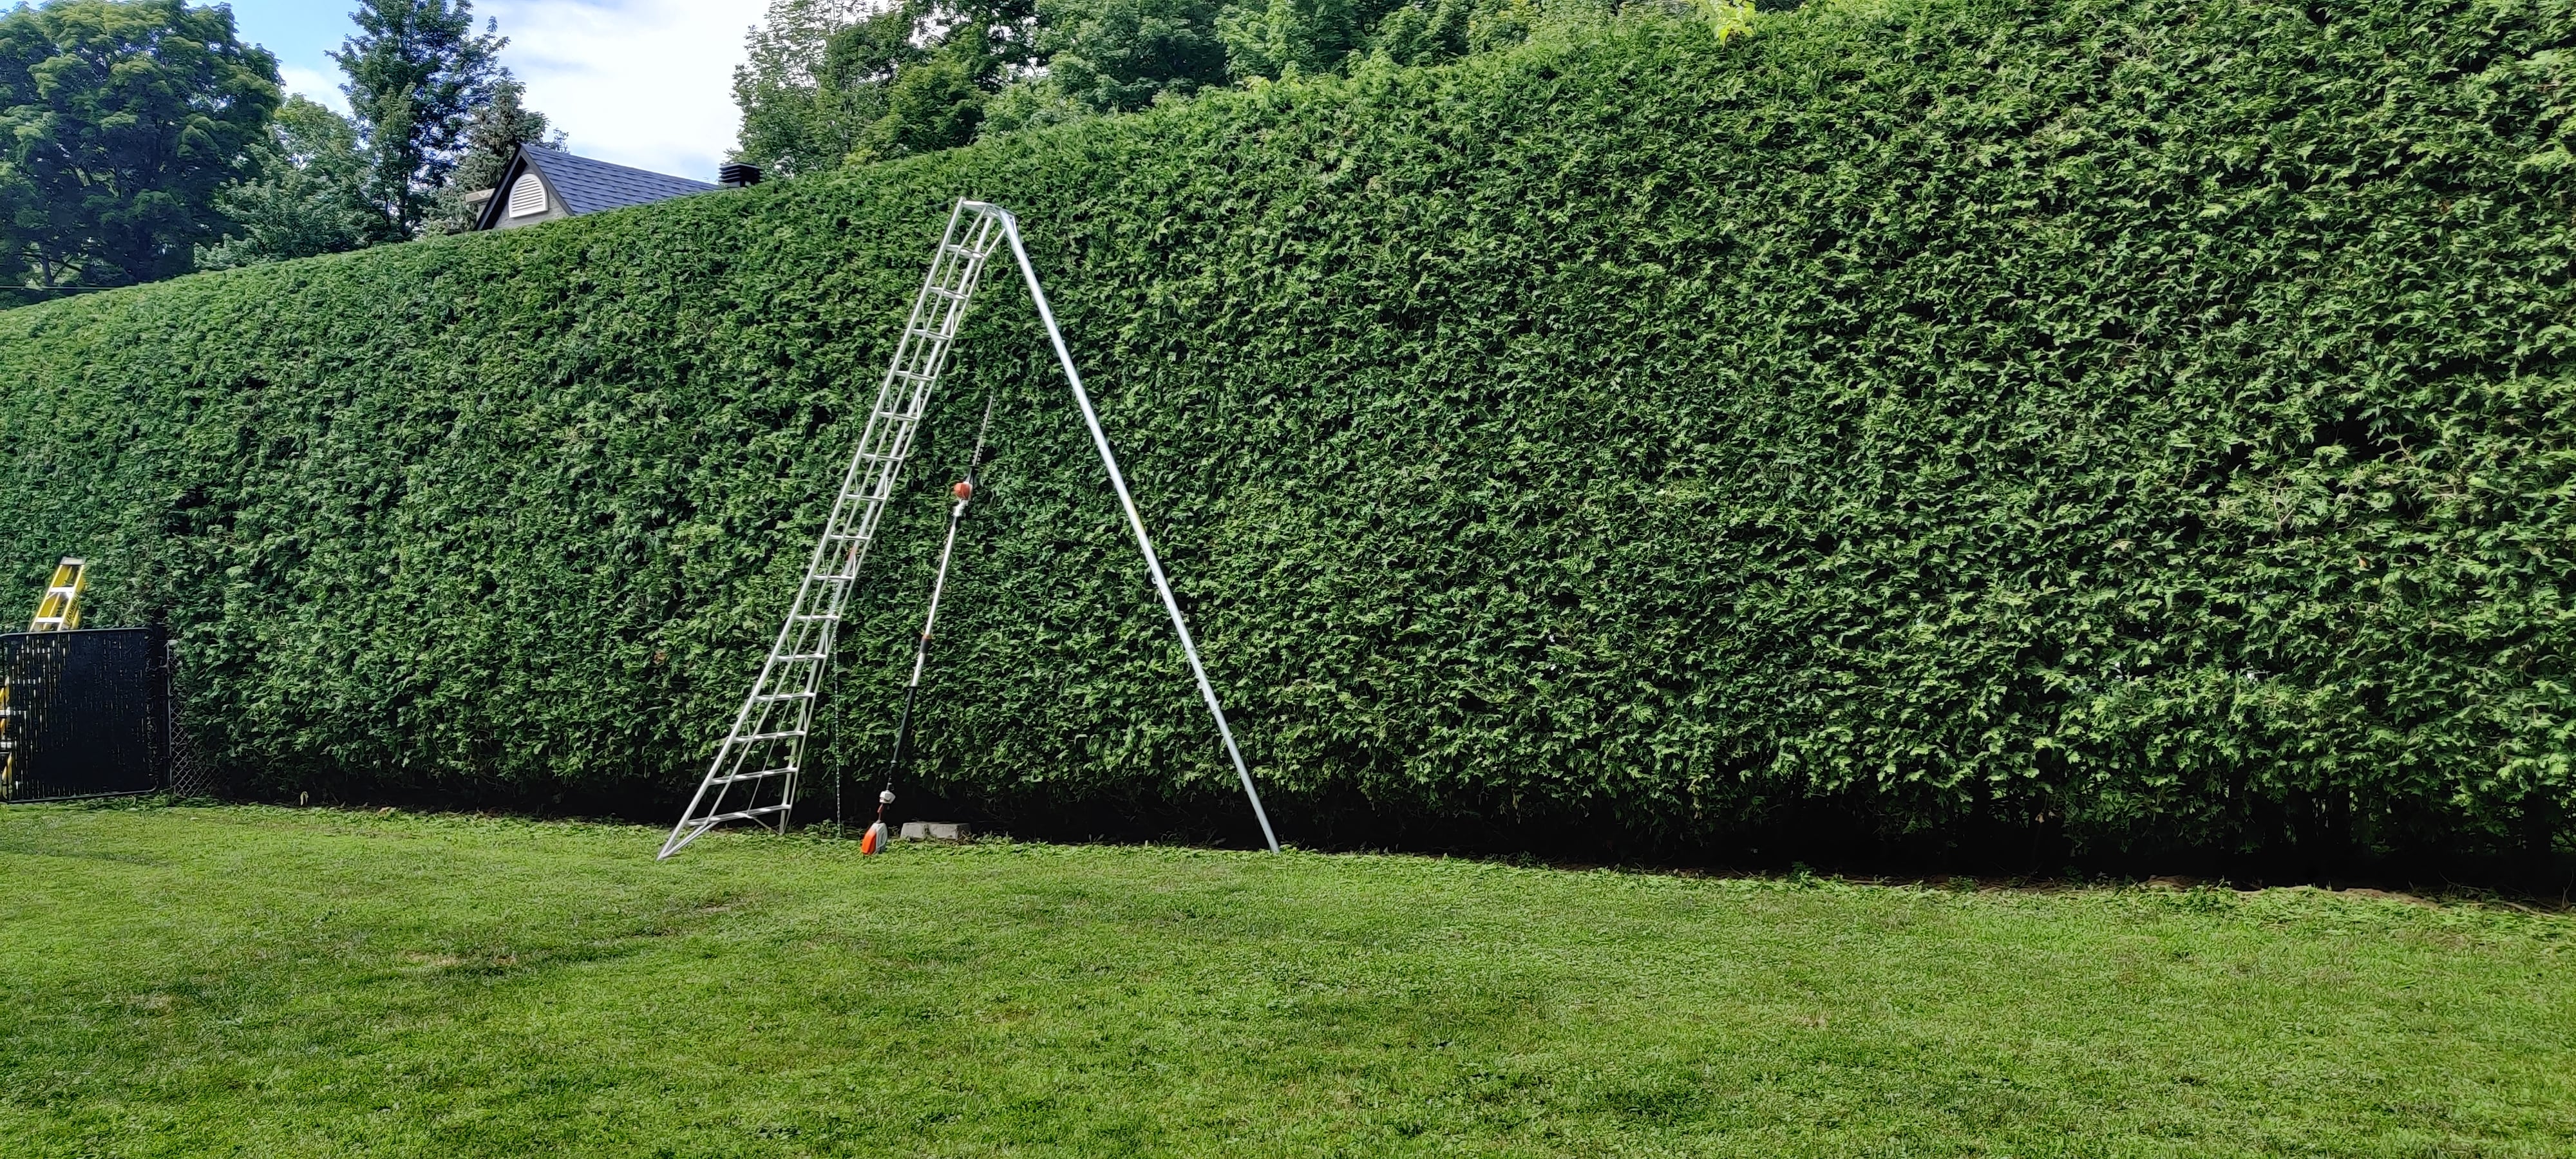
(2, 0), (2572, 857)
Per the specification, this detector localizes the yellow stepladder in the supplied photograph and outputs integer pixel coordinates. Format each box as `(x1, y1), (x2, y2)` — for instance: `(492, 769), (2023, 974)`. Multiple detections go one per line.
(1, 558), (86, 798)
(27, 558), (84, 632)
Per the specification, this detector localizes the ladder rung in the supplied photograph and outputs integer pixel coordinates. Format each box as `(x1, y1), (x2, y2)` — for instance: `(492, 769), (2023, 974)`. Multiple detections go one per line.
(708, 767), (795, 786)
(697, 804), (793, 825)
(727, 730), (803, 745)
(773, 652), (828, 663)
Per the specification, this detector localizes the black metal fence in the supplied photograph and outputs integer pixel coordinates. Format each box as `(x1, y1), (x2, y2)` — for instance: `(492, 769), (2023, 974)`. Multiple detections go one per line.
(0, 627), (169, 802)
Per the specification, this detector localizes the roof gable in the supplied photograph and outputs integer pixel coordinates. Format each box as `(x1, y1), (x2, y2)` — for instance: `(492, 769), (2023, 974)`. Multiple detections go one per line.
(472, 145), (718, 230)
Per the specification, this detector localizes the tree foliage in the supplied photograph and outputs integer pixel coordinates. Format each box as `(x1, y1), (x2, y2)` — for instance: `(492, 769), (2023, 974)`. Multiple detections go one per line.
(735, 0), (1041, 173)
(3, 0), (2573, 860)
(196, 95), (378, 270)
(330, 0), (503, 238)
(0, 0), (279, 290)
(1039, 0), (1230, 112)
(735, 0), (912, 175)
(445, 75), (560, 196)
(734, 0), (1717, 172)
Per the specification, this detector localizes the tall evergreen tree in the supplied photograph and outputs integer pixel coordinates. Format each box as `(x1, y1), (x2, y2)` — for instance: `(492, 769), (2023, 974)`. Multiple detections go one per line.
(0, 0), (281, 290)
(331, 0), (502, 238)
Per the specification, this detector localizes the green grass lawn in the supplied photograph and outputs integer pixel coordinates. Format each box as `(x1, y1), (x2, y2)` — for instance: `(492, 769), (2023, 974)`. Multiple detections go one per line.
(1, 805), (2569, 1157)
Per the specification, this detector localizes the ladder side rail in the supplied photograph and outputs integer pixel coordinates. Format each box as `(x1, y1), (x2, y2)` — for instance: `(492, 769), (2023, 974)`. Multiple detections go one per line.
(976, 203), (1283, 854)
(835, 243), (992, 564)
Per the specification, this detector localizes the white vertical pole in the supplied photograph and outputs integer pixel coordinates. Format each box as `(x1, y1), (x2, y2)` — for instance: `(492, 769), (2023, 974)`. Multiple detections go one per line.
(979, 205), (1283, 854)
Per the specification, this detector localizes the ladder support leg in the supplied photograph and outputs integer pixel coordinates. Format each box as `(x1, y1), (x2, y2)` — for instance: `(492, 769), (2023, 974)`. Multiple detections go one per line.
(988, 209), (1283, 854)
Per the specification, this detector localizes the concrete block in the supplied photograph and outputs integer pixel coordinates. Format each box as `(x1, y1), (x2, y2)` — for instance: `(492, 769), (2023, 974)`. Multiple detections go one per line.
(900, 821), (971, 843)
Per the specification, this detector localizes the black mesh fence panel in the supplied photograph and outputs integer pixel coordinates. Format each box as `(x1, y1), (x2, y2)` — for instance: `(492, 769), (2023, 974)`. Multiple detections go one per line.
(0, 627), (169, 802)
(164, 716), (223, 800)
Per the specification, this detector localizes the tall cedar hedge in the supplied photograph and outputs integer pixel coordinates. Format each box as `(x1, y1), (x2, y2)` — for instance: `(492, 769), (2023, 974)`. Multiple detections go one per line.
(1, 0), (2571, 857)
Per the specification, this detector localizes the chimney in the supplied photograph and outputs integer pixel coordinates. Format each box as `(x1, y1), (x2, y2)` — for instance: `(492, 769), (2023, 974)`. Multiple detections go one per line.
(718, 163), (762, 189)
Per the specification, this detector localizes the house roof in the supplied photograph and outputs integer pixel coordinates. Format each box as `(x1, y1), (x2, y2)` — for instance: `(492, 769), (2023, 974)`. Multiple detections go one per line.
(473, 144), (718, 229)
(524, 145), (717, 214)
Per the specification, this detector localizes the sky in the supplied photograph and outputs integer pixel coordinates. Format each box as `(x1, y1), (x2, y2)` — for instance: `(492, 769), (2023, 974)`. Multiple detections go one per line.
(219, 0), (771, 184)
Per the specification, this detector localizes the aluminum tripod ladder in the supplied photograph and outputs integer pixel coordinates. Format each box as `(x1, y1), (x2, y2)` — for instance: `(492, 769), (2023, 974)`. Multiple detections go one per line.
(660, 201), (1280, 859)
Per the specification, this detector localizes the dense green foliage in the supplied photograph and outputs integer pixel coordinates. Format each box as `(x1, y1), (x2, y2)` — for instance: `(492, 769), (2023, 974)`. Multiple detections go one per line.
(5, 806), (2570, 1155)
(0, 0), (279, 290)
(2, 0), (2573, 858)
(1040, 0), (1231, 113)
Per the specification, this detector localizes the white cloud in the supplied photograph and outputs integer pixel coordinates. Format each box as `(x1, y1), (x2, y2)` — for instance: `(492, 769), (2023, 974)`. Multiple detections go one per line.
(485, 0), (770, 183)
(278, 64), (348, 115)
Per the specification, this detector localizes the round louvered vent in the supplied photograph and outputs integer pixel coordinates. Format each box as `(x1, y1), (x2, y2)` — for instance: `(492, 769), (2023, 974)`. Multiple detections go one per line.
(507, 173), (547, 218)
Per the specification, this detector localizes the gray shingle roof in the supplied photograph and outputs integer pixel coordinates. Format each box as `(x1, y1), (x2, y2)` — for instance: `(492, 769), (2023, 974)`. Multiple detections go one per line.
(521, 145), (716, 216)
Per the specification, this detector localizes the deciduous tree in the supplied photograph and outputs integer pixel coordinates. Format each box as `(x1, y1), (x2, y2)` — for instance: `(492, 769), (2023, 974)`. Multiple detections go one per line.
(0, 0), (280, 289)
(196, 95), (377, 269)
(732, 0), (881, 176)
(1038, 0), (1227, 114)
